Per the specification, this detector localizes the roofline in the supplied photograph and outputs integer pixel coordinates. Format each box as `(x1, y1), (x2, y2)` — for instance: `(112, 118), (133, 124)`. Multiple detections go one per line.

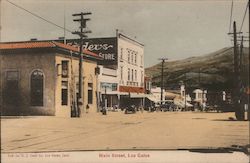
(0, 41), (103, 60)
(117, 33), (144, 47)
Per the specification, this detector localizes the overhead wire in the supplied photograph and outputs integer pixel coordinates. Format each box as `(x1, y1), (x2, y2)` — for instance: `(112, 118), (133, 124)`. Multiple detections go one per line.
(5, 0), (73, 33)
(229, 0), (234, 33)
(239, 1), (249, 33)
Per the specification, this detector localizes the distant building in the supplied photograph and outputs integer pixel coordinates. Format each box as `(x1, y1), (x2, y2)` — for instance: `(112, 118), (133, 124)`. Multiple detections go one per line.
(0, 41), (101, 116)
(150, 86), (165, 102)
(193, 89), (207, 107)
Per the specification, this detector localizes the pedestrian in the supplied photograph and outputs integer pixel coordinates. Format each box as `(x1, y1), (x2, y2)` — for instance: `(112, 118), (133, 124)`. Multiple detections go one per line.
(86, 104), (90, 113)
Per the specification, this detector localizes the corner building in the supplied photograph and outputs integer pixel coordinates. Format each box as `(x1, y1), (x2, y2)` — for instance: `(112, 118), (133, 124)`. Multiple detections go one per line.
(0, 41), (101, 116)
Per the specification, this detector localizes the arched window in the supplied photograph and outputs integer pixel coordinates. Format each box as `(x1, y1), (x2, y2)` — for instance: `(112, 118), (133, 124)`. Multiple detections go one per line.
(30, 70), (44, 106)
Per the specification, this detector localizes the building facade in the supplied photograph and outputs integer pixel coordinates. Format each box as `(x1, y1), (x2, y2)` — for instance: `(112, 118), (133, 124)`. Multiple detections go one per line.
(0, 41), (101, 117)
(65, 32), (145, 109)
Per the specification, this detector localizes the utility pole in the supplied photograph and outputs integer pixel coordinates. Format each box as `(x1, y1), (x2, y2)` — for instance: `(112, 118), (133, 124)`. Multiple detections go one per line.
(248, 0), (250, 121)
(232, 21), (244, 120)
(158, 58), (168, 104)
(72, 12), (92, 117)
(184, 72), (187, 111)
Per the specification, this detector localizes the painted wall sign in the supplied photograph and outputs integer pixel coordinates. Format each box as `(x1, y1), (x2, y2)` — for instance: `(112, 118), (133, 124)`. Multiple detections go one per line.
(82, 37), (117, 65)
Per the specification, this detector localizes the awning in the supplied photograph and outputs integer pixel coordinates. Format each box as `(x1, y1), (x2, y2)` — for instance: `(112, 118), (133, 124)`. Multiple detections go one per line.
(174, 100), (193, 107)
(146, 95), (159, 103)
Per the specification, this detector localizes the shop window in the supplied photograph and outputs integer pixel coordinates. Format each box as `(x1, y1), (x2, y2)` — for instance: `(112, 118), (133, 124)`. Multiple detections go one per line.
(30, 70), (44, 106)
(61, 81), (68, 105)
(62, 60), (69, 78)
(112, 84), (117, 91)
(4, 71), (19, 105)
(88, 83), (93, 104)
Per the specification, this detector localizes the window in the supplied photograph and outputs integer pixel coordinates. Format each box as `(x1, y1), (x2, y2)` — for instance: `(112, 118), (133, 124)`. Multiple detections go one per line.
(140, 55), (143, 66)
(120, 66), (123, 80)
(4, 71), (19, 105)
(131, 69), (134, 81)
(31, 70), (44, 106)
(120, 48), (123, 61)
(62, 60), (69, 78)
(88, 83), (93, 104)
(112, 84), (117, 91)
(135, 53), (137, 64)
(131, 52), (134, 64)
(135, 70), (137, 81)
(61, 81), (68, 105)
(127, 49), (130, 63)
(128, 68), (130, 81)
(141, 71), (144, 84)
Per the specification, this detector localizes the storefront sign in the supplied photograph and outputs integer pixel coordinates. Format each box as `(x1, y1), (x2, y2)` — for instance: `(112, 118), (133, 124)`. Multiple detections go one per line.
(101, 82), (118, 92)
(82, 38), (117, 65)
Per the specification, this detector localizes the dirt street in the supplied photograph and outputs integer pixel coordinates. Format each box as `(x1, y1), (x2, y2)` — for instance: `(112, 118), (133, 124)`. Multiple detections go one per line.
(1, 111), (249, 153)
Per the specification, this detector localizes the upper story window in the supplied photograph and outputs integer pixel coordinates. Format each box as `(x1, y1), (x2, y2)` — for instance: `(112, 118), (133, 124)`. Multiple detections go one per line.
(120, 47), (123, 61)
(135, 70), (137, 81)
(131, 69), (134, 81)
(135, 53), (137, 65)
(120, 66), (123, 80)
(127, 50), (130, 63)
(140, 55), (143, 66)
(128, 68), (130, 81)
(131, 52), (134, 64)
(62, 60), (69, 78)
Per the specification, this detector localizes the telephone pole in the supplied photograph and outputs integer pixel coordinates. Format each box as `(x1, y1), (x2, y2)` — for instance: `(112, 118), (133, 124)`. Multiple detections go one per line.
(248, 0), (250, 121)
(158, 58), (168, 104)
(72, 12), (92, 117)
(232, 21), (244, 120)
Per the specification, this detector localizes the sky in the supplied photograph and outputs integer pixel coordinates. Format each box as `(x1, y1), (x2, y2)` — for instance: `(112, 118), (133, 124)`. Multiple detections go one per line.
(0, 0), (249, 67)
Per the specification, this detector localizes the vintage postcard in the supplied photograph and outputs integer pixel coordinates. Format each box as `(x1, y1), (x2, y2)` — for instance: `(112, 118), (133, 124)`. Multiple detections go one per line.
(0, 0), (249, 163)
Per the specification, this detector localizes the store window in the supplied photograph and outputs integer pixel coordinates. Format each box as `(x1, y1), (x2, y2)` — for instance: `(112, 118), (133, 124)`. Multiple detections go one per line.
(30, 70), (44, 106)
(4, 70), (19, 105)
(61, 81), (68, 105)
(88, 83), (93, 104)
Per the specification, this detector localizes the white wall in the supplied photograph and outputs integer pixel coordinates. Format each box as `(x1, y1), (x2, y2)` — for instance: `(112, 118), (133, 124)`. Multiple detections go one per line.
(117, 33), (144, 88)
(98, 66), (119, 94)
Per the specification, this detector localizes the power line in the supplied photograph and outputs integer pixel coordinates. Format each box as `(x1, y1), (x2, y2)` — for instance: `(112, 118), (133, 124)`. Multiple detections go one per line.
(239, 1), (249, 32)
(5, 0), (72, 33)
(229, 0), (234, 33)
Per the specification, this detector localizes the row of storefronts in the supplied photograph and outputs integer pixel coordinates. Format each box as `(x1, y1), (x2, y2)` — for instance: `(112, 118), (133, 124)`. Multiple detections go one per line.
(0, 32), (148, 117)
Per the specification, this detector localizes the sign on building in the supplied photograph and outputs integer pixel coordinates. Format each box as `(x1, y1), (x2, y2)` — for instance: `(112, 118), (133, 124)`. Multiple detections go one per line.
(82, 37), (118, 65)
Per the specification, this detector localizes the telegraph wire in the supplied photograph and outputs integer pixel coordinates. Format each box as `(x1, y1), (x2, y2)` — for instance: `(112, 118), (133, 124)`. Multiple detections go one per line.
(239, 1), (249, 33)
(5, 0), (73, 33)
(229, 0), (234, 33)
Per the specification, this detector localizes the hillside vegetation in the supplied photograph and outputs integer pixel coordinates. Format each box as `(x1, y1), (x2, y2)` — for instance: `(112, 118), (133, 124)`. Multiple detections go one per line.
(145, 47), (249, 91)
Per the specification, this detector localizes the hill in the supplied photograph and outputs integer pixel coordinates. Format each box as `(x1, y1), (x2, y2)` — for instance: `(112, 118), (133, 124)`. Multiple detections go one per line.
(145, 47), (249, 92)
